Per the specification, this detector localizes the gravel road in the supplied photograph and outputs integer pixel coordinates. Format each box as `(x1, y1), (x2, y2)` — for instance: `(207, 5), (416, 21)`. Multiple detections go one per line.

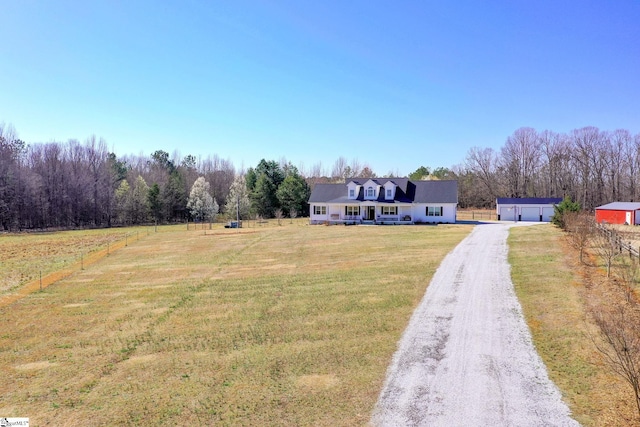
(370, 223), (580, 427)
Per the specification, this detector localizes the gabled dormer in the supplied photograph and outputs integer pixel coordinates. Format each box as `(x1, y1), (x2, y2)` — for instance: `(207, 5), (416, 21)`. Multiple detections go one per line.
(383, 181), (397, 200)
(363, 179), (381, 200)
(347, 181), (361, 199)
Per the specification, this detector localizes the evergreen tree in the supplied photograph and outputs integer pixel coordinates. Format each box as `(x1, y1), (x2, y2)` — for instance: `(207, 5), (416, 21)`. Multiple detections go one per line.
(148, 183), (163, 224)
(276, 173), (311, 217)
(551, 197), (581, 229)
(251, 173), (278, 218)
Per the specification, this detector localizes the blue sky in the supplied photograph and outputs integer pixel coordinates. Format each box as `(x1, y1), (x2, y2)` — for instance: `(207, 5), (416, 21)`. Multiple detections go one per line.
(1, 1), (639, 176)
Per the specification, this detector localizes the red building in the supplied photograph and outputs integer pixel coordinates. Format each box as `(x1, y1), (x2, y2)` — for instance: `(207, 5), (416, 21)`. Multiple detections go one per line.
(595, 202), (640, 225)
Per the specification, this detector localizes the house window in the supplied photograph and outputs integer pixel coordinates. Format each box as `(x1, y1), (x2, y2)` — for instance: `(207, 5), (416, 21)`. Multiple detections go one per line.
(366, 187), (374, 198)
(427, 206), (443, 216)
(313, 205), (326, 215)
(349, 189), (355, 198)
(386, 188), (392, 198)
(381, 206), (397, 215)
(345, 206), (360, 216)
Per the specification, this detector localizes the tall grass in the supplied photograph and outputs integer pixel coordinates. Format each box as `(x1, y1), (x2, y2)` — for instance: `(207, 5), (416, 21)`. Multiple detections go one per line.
(0, 223), (469, 426)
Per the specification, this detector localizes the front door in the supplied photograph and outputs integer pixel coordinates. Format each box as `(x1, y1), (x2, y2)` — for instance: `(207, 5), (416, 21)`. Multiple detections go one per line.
(365, 206), (375, 220)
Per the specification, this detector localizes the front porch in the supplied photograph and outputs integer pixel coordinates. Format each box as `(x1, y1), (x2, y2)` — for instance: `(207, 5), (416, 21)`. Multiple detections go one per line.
(325, 213), (413, 225)
(375, 214), (413, 225)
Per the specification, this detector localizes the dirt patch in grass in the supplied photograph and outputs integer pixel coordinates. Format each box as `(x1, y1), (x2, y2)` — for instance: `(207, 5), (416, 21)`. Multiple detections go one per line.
(14, 361), (57, 370)
(296, 374), (340, 391)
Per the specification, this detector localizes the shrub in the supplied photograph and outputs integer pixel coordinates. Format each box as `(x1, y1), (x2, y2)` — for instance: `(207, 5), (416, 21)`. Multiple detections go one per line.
(551, 197), (581, 229)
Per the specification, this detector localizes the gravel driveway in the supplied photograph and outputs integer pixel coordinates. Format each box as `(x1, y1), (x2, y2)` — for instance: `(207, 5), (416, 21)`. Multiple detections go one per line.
(370, 223), (580, 427)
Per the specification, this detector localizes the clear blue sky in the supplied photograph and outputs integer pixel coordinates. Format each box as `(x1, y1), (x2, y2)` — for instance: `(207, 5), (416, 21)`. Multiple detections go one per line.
(1, 0), (639, 176)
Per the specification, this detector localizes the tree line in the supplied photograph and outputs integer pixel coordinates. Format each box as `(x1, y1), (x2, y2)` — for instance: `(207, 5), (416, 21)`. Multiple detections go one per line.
(458, 126), (640, 210)
(2, 122), (638, 230)
(0, 124), (314, 230)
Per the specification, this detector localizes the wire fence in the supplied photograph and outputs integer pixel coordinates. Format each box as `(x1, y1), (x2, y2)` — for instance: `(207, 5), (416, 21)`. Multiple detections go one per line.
(0, 231), (145, 308)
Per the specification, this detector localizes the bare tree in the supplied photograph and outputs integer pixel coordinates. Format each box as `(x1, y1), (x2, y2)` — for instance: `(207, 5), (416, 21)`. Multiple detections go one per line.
(590, 301), (640, 418)
(500, 127), (541, 197)
(616, 257), (639, 303)
(564, 211), (593, 264)
(274, 208), (284, 226)
(607, 130), (632, 202)
(465, 146), (501, 202)
(539, 130), (573, 198)
(592, 225), (622, 277)
(571, 127), (609, 209)
(331, 157), (348, 182)
(360, 165), (376, 178)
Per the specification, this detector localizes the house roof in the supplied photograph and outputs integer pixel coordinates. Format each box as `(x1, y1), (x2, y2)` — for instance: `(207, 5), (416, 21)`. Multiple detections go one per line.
(595, 202), (640, 211)
(308, 179), (458, 204)
(496, 197), (563, 205)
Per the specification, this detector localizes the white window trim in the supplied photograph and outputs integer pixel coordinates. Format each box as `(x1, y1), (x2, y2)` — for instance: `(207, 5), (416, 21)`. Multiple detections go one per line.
(381, 206), (397, 215)
(345, 206), (360, 216)
(366, 187), (375, 198)
(427, 206), (443, 216)
(314, 205), (326, 215)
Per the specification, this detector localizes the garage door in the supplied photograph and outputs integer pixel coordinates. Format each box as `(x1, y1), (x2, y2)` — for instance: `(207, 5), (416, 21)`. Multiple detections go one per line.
(542, 207), (555, 222)
(521, 207), (539, 222)
(499, 207), (517, 221)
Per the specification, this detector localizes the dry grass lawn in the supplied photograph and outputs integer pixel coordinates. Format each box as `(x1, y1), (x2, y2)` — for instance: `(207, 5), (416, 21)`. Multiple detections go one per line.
(0, 221), (470, 426)
(0, 227), (152, 294)
(509, 224), (637, 426)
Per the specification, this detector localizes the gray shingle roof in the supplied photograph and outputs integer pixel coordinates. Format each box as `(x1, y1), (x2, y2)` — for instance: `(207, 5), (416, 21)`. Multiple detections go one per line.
(308, 179), (458, 204)
(596, 202), (640, 211)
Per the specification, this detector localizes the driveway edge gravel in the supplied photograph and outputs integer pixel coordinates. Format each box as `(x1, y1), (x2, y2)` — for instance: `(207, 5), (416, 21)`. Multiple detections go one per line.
(370, 223), (580, 427)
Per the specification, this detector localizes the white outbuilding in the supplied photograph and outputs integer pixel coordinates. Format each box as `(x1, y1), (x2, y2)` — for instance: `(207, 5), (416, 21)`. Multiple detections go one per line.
(496, 197), (562, 222)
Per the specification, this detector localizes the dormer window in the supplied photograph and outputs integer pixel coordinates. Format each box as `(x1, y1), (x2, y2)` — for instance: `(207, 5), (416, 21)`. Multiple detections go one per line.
(366, 187), (374, 198)
(386, 189), (392, 198)
(349, 189), (355, 198)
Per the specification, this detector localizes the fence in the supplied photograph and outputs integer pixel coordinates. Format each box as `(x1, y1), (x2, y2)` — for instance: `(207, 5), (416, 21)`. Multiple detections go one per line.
(595, 223), (640, 259)
(456, 210), (497, 221)
(0, 231), (145, 309)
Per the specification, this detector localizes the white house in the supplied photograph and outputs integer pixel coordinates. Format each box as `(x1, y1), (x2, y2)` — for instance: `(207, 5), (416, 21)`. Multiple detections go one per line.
(496, 197), (562, 222)
(309, 178), (458, 224)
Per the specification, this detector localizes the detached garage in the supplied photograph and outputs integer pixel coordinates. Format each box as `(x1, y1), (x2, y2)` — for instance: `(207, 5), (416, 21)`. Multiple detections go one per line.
(595, 202), (640, 225)
(496, 198), (562, 222)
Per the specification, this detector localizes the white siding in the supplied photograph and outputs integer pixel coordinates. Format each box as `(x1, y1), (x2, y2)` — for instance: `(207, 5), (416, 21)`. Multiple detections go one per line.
(412, 203), (457, 224)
